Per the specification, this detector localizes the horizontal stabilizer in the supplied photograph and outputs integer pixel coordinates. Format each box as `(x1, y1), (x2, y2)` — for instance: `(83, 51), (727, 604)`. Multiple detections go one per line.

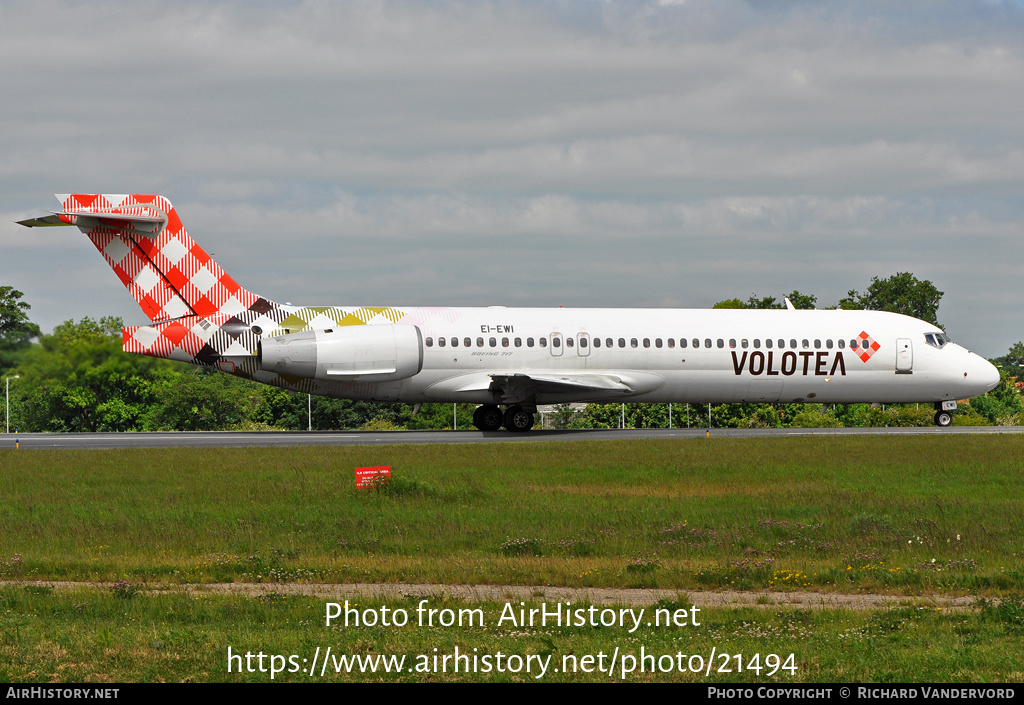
(16, 214), (69, 227)
(18, 203), (167, 232)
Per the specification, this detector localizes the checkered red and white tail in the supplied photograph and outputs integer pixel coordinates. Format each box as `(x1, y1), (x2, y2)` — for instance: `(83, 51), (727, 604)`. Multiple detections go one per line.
(55, 194), (262, 322)
(17, 194), (286, 365)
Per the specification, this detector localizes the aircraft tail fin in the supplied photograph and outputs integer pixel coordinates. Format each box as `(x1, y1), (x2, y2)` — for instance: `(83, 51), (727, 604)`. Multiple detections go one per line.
(18, 194), (275, 323)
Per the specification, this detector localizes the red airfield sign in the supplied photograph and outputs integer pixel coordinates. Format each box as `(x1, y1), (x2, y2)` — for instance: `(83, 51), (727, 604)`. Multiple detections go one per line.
(355, 466), (391, 489)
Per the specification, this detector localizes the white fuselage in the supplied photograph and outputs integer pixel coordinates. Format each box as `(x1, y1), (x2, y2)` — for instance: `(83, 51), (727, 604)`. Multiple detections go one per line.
(252, 306), (1000, 406)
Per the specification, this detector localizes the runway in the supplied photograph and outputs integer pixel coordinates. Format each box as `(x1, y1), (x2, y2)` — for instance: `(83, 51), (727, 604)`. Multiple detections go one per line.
(4, 425), (1023, 449)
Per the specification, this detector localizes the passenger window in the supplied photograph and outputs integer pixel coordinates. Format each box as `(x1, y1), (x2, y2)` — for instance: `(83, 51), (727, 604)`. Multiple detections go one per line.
(464, 337), (471, 347)
(753, 338), (761, 349)
(705, 338), (712, 348)
(489, 337), (497, 347)
(426, 337), (433, 347)
(514, 337), (522, 347)
(593, 338), (601, 348)
(680, 338), (688, 349)
(438, 337), (446, 348)
(477, 337), (484, 347)
(716, 339), (724, 349)
(778, 339), (785, 349)
(631, 338), (639, 348)
(606, 338), (613, 348)
(552, 337), (561, 348)
(580, 337), (588, 348)
(693, 339), (701, 348)
(850, 339), (858, 349)
(826, 339), (833, 349)
(814, 339), (821, 349)
(655, 338), (663, 348)
(643, 338), (650, 348)
(502, 337), (509, 347)
(451, 337), (458, 347)
(566, 337), (574, 348)
(802, 339), (809, 349)
(764, 339), (772, 349)
(838, 339), (845, 349)
(729, 339), (736, 349)
(618, 338), (626, 348)
(540, 338), (547, 347)
(789, 339), (797, 349)
(527, 337), (535, 347)
(741, 339), (749, 349)
(668, 338), (675, 348)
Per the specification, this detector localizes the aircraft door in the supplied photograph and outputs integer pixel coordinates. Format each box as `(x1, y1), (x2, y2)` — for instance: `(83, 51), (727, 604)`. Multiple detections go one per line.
(896, 338), (913, 373)
(577, 333), (590, 357)
(550, 332), (563, 357)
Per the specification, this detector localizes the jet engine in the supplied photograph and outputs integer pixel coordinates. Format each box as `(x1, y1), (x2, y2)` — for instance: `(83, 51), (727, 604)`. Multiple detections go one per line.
(257, 324), (423, 382)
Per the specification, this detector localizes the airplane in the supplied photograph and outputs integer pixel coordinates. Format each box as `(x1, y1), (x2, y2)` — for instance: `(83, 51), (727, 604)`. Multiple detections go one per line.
(18, 193), (1001, 430)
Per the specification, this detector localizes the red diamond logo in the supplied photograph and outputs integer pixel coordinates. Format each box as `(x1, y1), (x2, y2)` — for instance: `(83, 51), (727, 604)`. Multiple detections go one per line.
(855, 331), (880, 362)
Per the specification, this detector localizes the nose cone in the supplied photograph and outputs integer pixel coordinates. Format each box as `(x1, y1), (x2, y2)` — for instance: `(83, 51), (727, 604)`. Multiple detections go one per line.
(964, 354), (1000, 397)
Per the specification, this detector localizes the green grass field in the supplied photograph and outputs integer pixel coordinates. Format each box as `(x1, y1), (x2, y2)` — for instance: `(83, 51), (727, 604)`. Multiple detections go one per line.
(2, 436), (1023, 592)
(2, 435), (1024, 682)
(2, 587), (1024, 682)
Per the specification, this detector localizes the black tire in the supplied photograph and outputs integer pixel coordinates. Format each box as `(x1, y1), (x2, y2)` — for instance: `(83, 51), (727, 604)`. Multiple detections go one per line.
(503, 406), (535, 432)
(934, 410), (953, 427)
(473, 405), (503, 432)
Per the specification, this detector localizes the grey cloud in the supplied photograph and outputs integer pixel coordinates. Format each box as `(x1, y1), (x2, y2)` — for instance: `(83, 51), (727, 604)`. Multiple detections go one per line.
(0, 0), (1022, 358)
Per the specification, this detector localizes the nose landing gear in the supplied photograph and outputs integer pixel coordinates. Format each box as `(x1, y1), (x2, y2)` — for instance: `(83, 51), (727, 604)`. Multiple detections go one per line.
(933, 401), (956, 427)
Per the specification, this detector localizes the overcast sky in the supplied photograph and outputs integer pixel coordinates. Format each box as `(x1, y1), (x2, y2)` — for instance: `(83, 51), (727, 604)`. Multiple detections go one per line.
(1, 0), (1021, 357)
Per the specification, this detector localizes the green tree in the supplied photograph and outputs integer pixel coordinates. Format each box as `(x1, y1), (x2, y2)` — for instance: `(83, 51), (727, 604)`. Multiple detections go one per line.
(307, 397), (410, 430)
(783, 290), (817, 310)
(145, 369), (268, 431)
(404, 403), (474, 430)
(573, 403), (690, 429)
(13, 316), (181, 431)
(839, 273), (943, 326)
(994, 341), (1024, 370)
(746, 295), (782, 309)
(0, 286), (41, 371)
(713, 291), (816, 310)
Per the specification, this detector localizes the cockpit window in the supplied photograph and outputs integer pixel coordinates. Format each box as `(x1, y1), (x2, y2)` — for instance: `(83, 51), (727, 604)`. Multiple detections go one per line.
(925, 332), (948, 349)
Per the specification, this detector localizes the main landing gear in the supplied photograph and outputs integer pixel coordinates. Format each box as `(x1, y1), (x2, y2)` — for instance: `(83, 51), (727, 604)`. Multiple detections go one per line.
(472, 404), (535, 432)
(472, 404), (504, 432)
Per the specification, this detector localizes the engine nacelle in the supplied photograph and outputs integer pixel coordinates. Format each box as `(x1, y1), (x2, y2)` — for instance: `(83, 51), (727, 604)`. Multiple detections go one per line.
(258, 324), (423, 382)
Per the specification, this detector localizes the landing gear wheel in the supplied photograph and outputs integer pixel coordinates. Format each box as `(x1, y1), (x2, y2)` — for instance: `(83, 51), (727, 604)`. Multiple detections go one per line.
(473, 405), (503, 431)
(934, 410), (953, 427)
(503, 406), (535, 432)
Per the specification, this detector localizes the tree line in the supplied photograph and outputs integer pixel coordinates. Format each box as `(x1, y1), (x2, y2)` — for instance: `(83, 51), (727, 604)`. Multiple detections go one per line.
(1, 275), (1021, 432)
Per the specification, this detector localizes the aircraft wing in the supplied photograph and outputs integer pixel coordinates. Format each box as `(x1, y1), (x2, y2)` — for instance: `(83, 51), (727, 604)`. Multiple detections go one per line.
(426, 370), (663, 403)
(489, 372), (634, 404)
(491, 373), (631, 393)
